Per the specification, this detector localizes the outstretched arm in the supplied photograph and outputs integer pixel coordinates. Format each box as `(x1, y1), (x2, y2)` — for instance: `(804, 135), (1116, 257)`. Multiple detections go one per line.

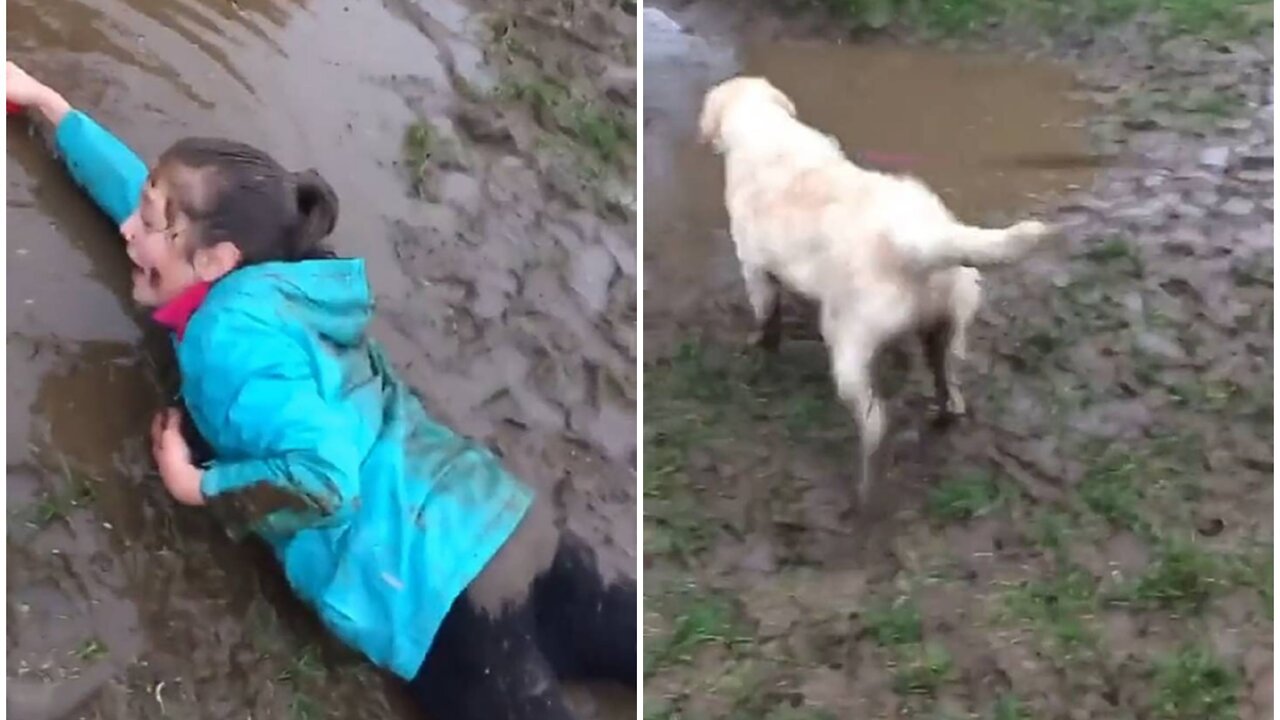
(8, 61), (148, 226)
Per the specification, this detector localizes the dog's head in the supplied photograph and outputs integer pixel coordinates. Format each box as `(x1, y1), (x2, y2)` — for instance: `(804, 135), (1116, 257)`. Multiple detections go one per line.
(698, 76), (797, 152)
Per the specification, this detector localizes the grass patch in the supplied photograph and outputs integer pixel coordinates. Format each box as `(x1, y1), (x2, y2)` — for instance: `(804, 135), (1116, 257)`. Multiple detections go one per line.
(644, 344), (743, 561)
(646, 590), (743, 673)
(401, 120), (466, 196)
(1226, 542), (1273, 616)
(643, 495), (714, 559)
(926, 470), (1006, 522)
(29, 484), (94, 527)
(891, 642), (953, 696)
(764, 708), (839, 720)
(1079, 451), (1148, 533)
(289, 693), (324, 720)
(274, 645), (329, 719)
(1168, 377), (1247, 415)
(1004, 564), (1099, 653)
(276, 644), (325, 684)
(1029, 508), (1073, 556)
(496, 77), (631, 166)
(644, 340), (846, 474)
(1124, 537), (1226, 612)
(863, 596), (924, 646)
(648, 341), (745, 408)
(814, 0), (1269, 38)
(781, 391), (846, 436)
(1160, 0), (1270, 37)
(1151, 644), (1240, 720)
(991, 694), (1032, 720)
(1183, 91), (1243, 118)
(1078, 436), (1206, 535)
(403, 121), (435, 169)
(1083, 236), (1144, 277)
(73, 638), (108, 662)
(642, 704), (678, 720)
(18, 453), (101, 529)
(401, 121), (437, 196)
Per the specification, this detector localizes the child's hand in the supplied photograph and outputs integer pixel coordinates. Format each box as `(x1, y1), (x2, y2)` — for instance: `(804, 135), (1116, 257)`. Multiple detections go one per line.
(151, 408), (206, 507)
(7, 61), (71, 125)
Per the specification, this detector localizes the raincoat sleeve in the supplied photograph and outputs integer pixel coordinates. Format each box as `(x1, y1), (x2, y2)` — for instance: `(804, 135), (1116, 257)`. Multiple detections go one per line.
(195, 314), (362, 538)
(53, 110), (148, 226)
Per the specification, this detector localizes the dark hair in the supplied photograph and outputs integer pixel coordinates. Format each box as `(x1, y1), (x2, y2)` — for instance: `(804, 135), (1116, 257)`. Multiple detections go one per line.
(156, 137), (339, 265)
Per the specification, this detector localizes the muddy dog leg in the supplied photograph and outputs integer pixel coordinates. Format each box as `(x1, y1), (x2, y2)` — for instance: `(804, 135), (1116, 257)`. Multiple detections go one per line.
(922, 268), (981, 422)
(829, 326), (886, 508)
(920, 321), (965, 421)
(741, 264), (783, 352)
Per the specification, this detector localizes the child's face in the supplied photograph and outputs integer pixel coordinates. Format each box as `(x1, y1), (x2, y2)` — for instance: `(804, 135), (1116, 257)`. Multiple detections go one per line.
(119, 167), (237, 307)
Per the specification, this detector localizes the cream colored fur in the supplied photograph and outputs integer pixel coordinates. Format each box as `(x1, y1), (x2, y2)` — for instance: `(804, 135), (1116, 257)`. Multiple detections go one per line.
(699, 76), (1053, 506)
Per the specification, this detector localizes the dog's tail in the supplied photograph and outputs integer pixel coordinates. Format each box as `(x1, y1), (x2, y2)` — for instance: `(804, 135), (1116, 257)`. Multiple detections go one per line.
(911, 219), (1053, 271)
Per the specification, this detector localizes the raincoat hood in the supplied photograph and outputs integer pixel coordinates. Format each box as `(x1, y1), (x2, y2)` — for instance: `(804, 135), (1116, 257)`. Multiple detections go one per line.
(209, 258), (375, 348)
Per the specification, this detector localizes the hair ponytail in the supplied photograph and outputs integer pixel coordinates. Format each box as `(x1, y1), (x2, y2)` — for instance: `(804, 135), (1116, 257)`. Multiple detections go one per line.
(292, 168), (339, 256)
(157, 138), (341, 265)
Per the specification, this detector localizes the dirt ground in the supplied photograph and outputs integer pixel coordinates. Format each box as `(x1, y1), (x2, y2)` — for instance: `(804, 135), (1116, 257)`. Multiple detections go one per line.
(643, 2), (1272, 719)
(7, 0), (634, 718)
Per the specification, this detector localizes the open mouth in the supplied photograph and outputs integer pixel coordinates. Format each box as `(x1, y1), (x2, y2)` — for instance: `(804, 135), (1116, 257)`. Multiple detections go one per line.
(131, 262), (161, 287)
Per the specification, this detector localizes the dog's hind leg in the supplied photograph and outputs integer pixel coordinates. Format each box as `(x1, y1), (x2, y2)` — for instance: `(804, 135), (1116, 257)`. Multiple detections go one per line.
(920, 321), (964, 421)
(922, 268), (981, 421)
(742, 265), (783, 351)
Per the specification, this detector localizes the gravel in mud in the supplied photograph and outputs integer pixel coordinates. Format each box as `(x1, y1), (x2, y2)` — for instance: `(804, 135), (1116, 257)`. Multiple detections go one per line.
(7, 0), (635, 718)
(643, 4), (1271, 719)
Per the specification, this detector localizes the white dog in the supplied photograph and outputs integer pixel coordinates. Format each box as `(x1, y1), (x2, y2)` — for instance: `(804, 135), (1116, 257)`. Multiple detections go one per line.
(698, 76), (1052, 505)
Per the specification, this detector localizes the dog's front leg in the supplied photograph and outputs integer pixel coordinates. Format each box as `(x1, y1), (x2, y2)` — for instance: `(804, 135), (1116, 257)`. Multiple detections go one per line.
(830, 333), (885, 508)
(741, 265), (782, 352)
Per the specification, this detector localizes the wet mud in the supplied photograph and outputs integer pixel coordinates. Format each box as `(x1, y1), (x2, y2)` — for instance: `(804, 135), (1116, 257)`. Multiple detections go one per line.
(7, 0), (635, 718)
(644, 3), (1271, 719)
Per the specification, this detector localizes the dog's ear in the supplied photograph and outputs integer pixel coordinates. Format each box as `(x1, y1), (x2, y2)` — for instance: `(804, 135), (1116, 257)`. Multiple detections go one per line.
(698, 84), (727, 147)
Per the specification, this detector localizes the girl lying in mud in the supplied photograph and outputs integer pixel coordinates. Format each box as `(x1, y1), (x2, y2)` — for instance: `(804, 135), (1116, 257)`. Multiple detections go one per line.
(7, 61), (634, 720)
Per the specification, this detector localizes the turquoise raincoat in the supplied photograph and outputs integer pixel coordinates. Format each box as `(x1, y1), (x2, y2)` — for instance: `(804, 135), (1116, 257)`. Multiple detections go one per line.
(53, 110), (534, 679)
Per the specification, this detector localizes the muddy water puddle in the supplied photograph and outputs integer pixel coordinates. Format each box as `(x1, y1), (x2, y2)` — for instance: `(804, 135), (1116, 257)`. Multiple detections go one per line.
(644, 4), (1271, 719)
(8, 0), (636, 718)
(643, 5), (1095, 348)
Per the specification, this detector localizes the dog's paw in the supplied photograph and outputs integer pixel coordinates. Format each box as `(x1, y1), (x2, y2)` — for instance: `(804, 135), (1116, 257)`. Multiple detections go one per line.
(932, 405), (965, 428)
(943, 393), (967, 418)
(747, 327), (782, 352)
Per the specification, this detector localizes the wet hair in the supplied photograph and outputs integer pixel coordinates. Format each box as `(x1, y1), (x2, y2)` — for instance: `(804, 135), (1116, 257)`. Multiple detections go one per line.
(155, 137), (339, 265)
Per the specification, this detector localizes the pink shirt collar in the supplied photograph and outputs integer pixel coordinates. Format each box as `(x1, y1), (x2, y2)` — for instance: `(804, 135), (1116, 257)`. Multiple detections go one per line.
(152, 281), (212, 340)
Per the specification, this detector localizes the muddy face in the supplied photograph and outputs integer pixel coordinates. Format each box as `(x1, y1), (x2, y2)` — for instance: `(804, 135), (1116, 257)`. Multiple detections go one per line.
(119, 168), (216, 307)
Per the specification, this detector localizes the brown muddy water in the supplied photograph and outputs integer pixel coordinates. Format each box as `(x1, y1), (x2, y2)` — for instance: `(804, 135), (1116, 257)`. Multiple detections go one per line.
(8, 0), (636, 719)
(643, 4), (1095, 350)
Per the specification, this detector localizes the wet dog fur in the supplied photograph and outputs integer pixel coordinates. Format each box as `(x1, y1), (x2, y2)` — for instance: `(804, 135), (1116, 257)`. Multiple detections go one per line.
(698, 76), (1053, 507)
